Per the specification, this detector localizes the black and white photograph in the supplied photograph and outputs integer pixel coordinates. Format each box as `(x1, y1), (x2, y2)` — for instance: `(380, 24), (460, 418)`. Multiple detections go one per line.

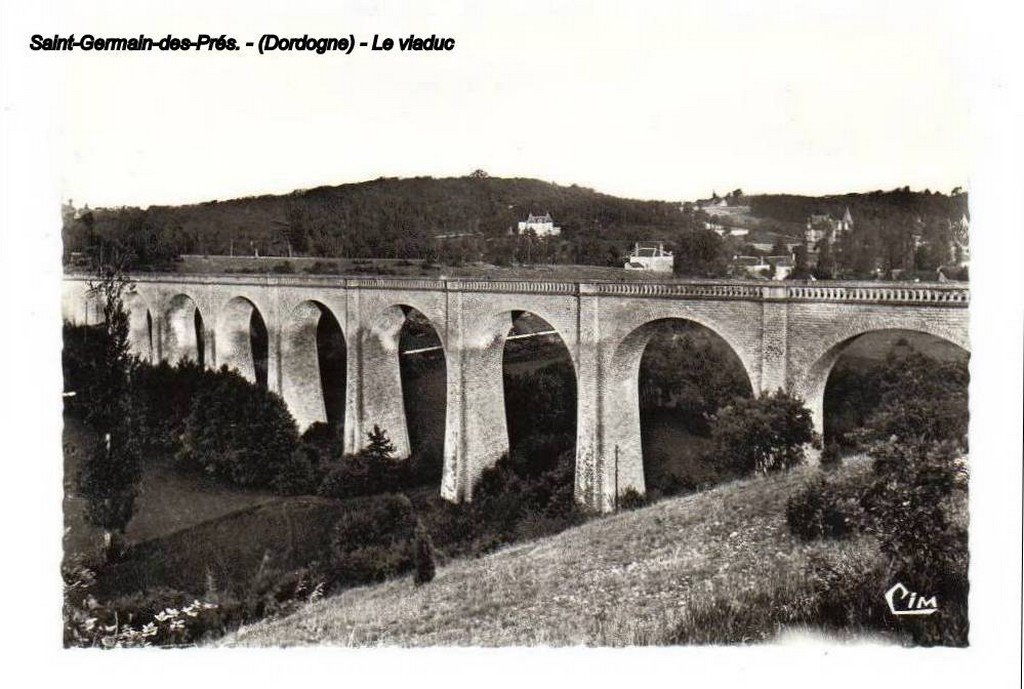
(1, 0), (1021, 685)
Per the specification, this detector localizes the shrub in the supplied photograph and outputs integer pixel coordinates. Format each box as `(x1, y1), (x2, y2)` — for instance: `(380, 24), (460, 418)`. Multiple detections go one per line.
(317, 426), (404, 499)
(785, 478), (858, 541)
(860, 350), (969, 451)
(176, 367), (300, 488)
(327, 494), (417, 589)
(711, 390), (816, 475)
(271, 262), (295, 274)
(859, 440), (969, 627)
(131, 360), (211, 455)
(618, 488), (647, 510)
(820, 442), (842, 470)
(300, 421), (345, 458)
(272, 443), (323, 495)
(412, 521), (437, 585)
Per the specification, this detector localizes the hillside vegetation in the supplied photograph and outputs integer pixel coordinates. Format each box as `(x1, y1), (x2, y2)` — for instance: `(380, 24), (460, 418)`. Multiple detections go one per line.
(63, 175), (969, 280)
(226, 458), (892, 647)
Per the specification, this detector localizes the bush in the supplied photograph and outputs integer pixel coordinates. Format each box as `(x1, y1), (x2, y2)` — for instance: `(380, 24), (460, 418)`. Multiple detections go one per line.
(781, 439), (969, 646)
(785, 478), (858, 541)
(618, 488), (647, 510)
(860, 440), (969, 623)
(327, 494), (417, 589)
(317, 426), (408, 499)
(412, 521), (437, 585)
(711, 390), (816, 475)
(272, 444), (324, 495)
(858, 350), (969, 451)
(131, 360), (211, 456)
(176, 367), (300, 488)
(820, 442), (842, 470)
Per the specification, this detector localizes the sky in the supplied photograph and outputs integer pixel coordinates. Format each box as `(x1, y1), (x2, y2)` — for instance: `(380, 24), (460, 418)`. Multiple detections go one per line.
(46, 0), (970, 207)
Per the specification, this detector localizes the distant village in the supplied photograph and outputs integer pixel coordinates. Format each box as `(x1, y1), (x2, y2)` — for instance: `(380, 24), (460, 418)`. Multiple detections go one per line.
(504, 191), (969, 280)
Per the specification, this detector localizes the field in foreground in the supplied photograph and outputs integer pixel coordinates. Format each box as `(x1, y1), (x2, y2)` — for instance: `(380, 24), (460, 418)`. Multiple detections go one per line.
(226, 457), (887, 647)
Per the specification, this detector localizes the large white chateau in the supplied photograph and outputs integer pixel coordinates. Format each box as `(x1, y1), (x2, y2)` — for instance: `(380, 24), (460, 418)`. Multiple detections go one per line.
(517, 212), (561, 236)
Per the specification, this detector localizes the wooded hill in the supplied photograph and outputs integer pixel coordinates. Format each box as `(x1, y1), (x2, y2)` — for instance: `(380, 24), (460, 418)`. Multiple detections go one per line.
(62, 175), (969, 278)
(63, 175), (689, 267)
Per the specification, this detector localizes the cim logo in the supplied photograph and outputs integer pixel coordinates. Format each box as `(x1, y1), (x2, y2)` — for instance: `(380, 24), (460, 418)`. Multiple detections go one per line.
(885, 583), (939, 616)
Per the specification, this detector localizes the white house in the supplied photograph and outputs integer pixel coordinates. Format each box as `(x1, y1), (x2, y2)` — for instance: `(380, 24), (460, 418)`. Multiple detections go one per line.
(517, 212), (561, 237)
(624, 241), (674, 273)
(734, 254), (794, 280)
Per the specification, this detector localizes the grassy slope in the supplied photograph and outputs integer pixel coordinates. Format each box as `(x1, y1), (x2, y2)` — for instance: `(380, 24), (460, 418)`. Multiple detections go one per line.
(63, 414), (280, 558)
(226, 458), (878, 647)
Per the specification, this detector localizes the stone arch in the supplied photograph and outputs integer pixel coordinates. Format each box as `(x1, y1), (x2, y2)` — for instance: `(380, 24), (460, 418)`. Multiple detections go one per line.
(350, 303), (448, 460)
(164, 293), (206, 366)
(281, 300), (346, 432)
(213, 296), (269, 386)
(124, 291), (155, 362)
(605, 316), (757, 497)
(793, 322), (970, 436)
(450, 308), (578, 499)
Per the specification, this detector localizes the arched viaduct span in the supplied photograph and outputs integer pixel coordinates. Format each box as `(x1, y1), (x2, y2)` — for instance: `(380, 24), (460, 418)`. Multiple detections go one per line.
(62, 273), (970, 513)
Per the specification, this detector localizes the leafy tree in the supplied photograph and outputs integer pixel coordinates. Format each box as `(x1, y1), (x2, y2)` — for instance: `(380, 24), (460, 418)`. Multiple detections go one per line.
(855, 347), (969, 451)
(672, 229), (729, 277)
(790, 244), (811, 279)
(711, 390), (816, 475)
(638, 323), (751, 433)
(177, 367), (300, 487)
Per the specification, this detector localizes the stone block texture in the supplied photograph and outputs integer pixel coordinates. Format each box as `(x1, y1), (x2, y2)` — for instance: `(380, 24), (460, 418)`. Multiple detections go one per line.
(62, 275), (969, 513)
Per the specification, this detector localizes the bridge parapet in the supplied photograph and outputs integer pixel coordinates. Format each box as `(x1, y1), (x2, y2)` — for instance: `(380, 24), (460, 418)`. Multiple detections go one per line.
(588, 282), (763, 299)
(784, 284), (969, 305)
(64, 271), (969, 307)
(345, 276), (447, 291)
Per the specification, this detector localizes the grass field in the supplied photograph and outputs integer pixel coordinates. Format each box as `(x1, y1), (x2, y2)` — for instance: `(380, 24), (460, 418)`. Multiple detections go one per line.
(63, 414), (281, 559)
(224, 456), (889, 647)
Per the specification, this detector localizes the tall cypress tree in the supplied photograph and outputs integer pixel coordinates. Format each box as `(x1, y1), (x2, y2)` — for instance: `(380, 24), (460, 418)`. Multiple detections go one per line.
(77, 270), (142, 559)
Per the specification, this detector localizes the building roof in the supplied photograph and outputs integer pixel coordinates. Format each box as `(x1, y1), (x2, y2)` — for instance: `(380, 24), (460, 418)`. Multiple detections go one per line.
(525, 212), (553, 223)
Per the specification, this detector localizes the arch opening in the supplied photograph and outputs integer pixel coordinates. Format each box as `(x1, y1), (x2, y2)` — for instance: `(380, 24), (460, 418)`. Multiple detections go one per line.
(124, 292), (154, 362)
(250, 309), (268, 389)
(316, 306), (346, 429)
(165, 294), (205, 366)
(638, 319), (753, 496)
(281, 300), (346, 434)
(214, 297), (268, 387)
(501, 311), (578, 478)
(821, 329), (970, 453)
(611, 318), (753, 500)
(396, 305), (447, 484)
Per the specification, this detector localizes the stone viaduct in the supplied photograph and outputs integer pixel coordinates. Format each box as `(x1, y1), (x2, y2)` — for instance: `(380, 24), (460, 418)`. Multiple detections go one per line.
(62, 273), (970, 512)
